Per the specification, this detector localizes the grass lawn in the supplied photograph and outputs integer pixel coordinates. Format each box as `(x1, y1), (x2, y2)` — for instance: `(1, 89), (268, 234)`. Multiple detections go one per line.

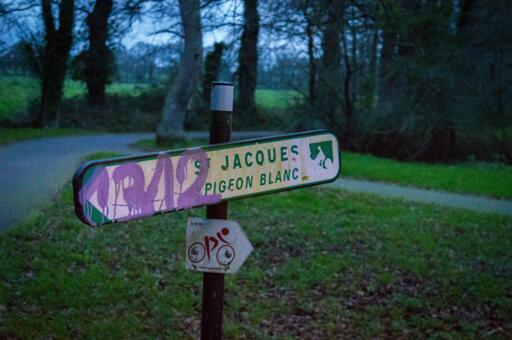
(0, 76), (146, 120)
(255, 89), (302, 110)
(133, 138), (207, 151)
(0, 170), (510, 338)
(0, 128), (93, 146)
(133, 138), (512, 199)
(343, 152), (512, 199)
(1, 75), (295, 120)
(0, 76), (40, 120)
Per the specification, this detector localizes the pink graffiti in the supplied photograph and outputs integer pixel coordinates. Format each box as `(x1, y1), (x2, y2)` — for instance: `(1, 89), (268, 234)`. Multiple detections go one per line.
(79, 166), (110, 224)
(79, 149), (221, 225)
(176, 149), (212, 209)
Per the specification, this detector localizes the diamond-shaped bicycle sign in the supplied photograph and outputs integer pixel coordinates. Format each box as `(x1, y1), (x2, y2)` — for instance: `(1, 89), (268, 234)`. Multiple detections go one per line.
(185, 218), (253, 274)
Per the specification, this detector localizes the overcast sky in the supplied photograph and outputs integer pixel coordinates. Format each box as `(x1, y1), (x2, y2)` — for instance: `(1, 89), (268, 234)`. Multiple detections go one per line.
(120, 1), (239, 50)
(122, 18), (230, 50)
(0, 1), (234, 52)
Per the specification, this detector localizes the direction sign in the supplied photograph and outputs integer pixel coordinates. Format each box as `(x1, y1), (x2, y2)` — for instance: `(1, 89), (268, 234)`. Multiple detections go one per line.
(73, 130), (340, 226)
(185, 218), (253, 274)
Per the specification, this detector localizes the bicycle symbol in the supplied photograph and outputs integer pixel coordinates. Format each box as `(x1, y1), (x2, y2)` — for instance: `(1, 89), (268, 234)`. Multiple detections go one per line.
(187, 227), (235, 266)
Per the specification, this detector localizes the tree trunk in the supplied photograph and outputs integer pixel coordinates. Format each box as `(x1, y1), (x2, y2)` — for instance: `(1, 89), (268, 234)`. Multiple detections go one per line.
(238, 0), (259, 113)
(457, 0), (474, 31)
(39, 0), (74, 128)
(305, 18), (316, 106)
(319, 1), (343, 128)
(378, 28), (396, 112)
(350, 5), (357, 106)
(369, 26), (378, 99)
(342, 32), (354, 145)
(85, 0), (113, 106)
(157, 0), (202, 142)
(202, 42), (225, 105)
(442, 0), (476, 160)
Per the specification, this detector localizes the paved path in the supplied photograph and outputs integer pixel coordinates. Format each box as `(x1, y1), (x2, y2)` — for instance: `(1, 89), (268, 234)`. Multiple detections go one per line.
(0, 131), (286, 230)
(183, 131), (286, 140)
(0, 133), (151, 230)
(328, 178), (512, 215)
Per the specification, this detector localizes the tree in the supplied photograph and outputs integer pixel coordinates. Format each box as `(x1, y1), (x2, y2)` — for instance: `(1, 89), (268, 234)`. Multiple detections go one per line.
(378, 19), (397, 114)
(0, 1), (47, 78)
(293, 0), (319, 107)
(238, 0), (259, 115)
(202, 42), (225, 105)
(39, 0), (75, 128)
(157, 0), (202, 143)
(304, 5), (317, 107)
(84, 0), (113, 105)
(318, 0), (343, 130)
(453, 1), (512, 160)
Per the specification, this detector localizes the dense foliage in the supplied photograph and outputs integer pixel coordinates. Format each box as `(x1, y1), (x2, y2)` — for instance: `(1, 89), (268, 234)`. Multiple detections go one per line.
(0, 0), (510, 162)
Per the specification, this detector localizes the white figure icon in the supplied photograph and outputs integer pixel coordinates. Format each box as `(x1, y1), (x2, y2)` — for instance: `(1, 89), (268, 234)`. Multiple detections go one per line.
(312, 146), (333, 172)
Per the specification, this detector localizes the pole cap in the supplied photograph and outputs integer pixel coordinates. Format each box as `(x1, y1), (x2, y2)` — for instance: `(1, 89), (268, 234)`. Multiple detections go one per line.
(211, 82), (234, 112)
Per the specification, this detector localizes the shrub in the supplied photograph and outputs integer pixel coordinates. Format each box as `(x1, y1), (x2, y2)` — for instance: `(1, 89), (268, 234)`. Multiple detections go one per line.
(58, 86), (165, 131)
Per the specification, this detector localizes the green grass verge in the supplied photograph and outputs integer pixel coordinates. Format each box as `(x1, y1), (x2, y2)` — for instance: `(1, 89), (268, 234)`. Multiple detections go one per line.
(1, 171), (510, 337)
(255, 89), (302, 110)
(0, 76), (40, 120)
(0, 128), (93, 146)
(343, 152), (512, 199)
(132, 138), (512, 199)
(132, 138), (205, 151)
(1, 76), (296, 120)
(0, 76), (146, 120)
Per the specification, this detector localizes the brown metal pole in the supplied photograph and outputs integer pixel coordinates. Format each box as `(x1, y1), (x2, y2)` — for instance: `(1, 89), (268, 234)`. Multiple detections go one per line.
(201, 81), (233, 340)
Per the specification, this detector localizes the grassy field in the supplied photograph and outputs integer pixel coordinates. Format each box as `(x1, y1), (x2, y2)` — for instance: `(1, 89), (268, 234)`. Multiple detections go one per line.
(134, 139), (512, 199)
(0, 128), (93, 146)
(0, 76), (40, 120)
(342, 152), (512, 199)
(255, 89), (302, 110)
(0, 173), (510, 338)
(0, 76), (147, 120)
(0, 76), (298, 120)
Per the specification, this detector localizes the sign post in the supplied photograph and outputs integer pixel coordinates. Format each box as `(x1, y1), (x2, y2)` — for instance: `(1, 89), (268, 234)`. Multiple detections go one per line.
(186, 218), (253, 274)
(201, 81), (233, 339)
(71, 82), (341, 340)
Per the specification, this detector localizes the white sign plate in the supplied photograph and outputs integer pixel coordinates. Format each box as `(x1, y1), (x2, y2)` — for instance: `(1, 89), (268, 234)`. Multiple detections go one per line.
(185, 218), (253, 274)
(73, 130), (340, 226)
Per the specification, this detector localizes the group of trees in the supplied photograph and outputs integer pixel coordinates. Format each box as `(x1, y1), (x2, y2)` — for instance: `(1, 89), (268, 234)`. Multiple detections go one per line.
(0, 0), (510, 161)
(262, 0), (511, 160)
(113, 42), (176, 84)
(0, 0), (116, 126)
(0, 0), (263, 141)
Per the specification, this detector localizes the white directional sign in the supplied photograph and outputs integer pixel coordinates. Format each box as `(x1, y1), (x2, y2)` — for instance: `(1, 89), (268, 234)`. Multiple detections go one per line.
(185, 218), (253, 274)
(73, 130), (340, 226)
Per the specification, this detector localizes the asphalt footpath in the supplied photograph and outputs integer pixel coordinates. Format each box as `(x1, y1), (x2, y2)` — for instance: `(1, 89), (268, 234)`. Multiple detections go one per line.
(0, 131), (285, 230)
(329, 178), (512, 215)
(0, 133), (152, 230)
